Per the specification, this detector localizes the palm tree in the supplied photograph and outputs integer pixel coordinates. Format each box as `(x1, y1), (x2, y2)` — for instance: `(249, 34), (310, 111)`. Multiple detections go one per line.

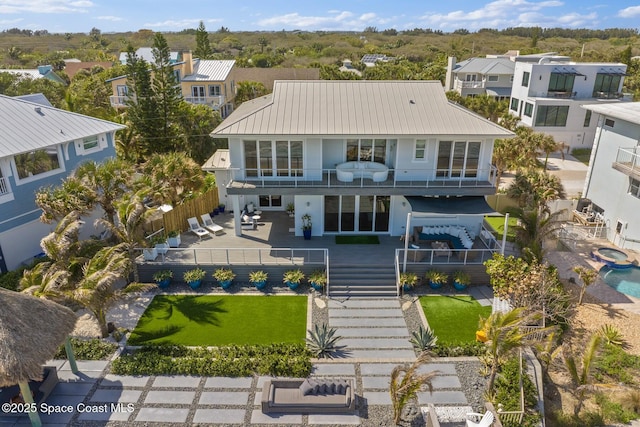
(142, 152), (205, 206)
(537, 133), (564, 169)
(479, 307), (539, 392)
(572, 266), (598, 305)
(70, 245), (154, 337)
(74, 158), (134, 225)
(35, 177), (96, 223)
(511, 208), (565, 262)
(507, 169), (565, 213)
(563, 332), (603, 415)
(390, 352), (438, 425)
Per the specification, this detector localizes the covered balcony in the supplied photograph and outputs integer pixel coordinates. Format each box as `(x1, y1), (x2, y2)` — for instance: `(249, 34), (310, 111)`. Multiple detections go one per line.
(183, 95), (225, 107)
(0, 176), (10, 197)
(612, 146), (640, 180)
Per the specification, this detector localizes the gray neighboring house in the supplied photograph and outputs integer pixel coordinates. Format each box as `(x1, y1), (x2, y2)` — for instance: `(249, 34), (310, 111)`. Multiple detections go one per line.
(581, 102), (640, 251)
(445, 57), (515, 100)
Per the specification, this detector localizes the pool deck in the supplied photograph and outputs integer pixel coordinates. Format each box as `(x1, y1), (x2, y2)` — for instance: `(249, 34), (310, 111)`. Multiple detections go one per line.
(547, 235), (640, 315)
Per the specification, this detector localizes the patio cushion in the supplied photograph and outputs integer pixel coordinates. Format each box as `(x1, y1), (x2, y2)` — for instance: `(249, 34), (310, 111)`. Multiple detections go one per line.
(300, 379), (315, 396)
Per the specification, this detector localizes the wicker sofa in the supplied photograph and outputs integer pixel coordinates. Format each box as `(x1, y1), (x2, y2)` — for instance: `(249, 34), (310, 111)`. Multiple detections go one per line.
(261, 378), (356, 414)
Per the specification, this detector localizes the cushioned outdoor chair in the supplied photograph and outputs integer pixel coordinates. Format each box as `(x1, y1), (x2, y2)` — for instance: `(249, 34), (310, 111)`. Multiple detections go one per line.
(187, 217), (211, 239)
(465, 410), (494, 427)
(200, 213), (225, 235)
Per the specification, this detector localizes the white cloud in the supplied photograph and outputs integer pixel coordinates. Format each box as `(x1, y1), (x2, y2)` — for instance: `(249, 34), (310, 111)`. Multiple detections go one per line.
(0, 18), (22, 25)
(0, 0), (93, 14)
(96, 15), (123, 22)
(143, 19), (202, 29)
(257, 10), (392, 30)
(618, 6), (640, 17)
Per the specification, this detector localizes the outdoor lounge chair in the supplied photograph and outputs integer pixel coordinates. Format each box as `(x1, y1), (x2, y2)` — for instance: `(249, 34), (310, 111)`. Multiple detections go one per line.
(465, 410), (494, 427)
(187, 217), (211, 239)
(200, 213), (225, 235)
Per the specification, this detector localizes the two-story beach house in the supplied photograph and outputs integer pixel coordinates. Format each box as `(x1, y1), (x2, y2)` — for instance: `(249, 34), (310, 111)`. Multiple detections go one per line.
(580, 102), (640, 251)
(0, 65), (68, 85)
(108, 52), (237, 118)
(210, 80), (513, 245)
(0, 95), (124, 272)
(509, 58), (629, 149)
(445, 56), (515, 100)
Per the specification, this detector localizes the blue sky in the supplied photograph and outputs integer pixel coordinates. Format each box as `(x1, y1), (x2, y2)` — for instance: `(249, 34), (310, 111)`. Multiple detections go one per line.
(0, 0), (638, 33)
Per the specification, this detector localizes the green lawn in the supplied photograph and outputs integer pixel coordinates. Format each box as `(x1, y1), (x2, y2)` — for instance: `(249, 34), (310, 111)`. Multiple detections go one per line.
(484, 215), (518, 242)
(128, 295), (307, 346)
(571, 148), (592, 165)
(419, 295), (492, 344)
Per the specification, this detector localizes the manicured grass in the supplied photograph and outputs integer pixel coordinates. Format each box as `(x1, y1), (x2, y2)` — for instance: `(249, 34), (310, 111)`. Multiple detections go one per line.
(419, 295), (492, 344)
(484, 215), (518, 242)
(335, 235), (380, 244)
(128, 295), (307, 346)
(571, 148), (592, 165)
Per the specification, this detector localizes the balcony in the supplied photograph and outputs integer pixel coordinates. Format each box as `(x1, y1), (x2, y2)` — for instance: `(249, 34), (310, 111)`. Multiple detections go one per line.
(0, 176), (10, 196)
(545, 91), (576, 99)
(109, 95), (135, 107)
(612, 147), (640, 180)
(226, 166), (497, 196)
(454, 80), (485, 90)
(593, 91), (623, 99)
(184, 95), (225, 107)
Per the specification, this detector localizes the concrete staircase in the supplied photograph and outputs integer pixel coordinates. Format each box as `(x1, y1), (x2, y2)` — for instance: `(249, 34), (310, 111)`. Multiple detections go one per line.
(328, 264), (398, 298)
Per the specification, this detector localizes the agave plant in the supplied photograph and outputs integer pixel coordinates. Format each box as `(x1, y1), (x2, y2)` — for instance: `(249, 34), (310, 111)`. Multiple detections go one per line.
(306, 323), (344, 359)
(599, 324), (627, 348)
(409, 326), (438, 352)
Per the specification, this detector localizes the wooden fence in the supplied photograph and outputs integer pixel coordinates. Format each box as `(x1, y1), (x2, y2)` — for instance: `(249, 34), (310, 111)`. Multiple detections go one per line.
(161, 190), (220, 234)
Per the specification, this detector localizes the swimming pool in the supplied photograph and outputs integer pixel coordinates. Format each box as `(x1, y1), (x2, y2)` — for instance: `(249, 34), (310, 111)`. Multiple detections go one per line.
(600, 266), (640, 298)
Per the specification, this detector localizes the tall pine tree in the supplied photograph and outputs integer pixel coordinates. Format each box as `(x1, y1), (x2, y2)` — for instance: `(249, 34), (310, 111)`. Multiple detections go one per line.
(194, 21), (212, 59)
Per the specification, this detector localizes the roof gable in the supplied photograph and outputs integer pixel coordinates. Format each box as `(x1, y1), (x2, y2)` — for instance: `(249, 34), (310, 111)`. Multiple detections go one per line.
(212, 80), (513, 137)
(0, 95), (125, 158)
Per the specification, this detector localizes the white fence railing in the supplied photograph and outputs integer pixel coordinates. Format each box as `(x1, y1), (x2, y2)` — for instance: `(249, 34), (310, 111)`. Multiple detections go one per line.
(138, 247), (328, 266)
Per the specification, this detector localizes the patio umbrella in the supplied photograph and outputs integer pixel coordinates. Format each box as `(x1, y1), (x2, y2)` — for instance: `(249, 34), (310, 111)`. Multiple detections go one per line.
(0, 287), (77, 387)
(0, 288), (77, 426)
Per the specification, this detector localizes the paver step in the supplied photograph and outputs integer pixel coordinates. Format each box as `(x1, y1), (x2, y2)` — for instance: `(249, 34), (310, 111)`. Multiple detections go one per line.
(329, 317), (407, 327)
(341, 338), (413, 349)
(329, 308), (404, 317)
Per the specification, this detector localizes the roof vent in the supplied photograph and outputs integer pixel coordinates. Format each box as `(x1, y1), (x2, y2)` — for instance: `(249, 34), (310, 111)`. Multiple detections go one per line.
(34, 107), (41, 113)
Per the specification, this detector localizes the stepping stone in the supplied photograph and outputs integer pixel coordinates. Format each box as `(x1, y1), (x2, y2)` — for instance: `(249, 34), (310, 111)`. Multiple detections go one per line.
(417, 390), (468, 405)
(362, 376), (391, 389)
(418, 363), (458, 375)
(311, 364), (356, 376)
(341, 338), (413, 349)
(204, 377), (253, 389)
(250, 409), (302, 424)
(198, 391), (249, 405)
(101, 375), (150, 388)
(308, 413), (361, 424)
(360, 364), (401, 376)
(58, 360), (108, 372)
(329, 308), (404, 318)
(193, 409), (245, 424)
(144, 390), (195, 404)
(431, 376), (462, 389)
(334, 327), (410, 338)
(136, 408), (189, 423)
(153, 375), (200, 388)
(77, 409), (132, 422)
(329, 299), (400, 309)
(330, 317), (406, 327)
(90, 389), (142, 403)
(53, 382), (93, 396)
(347, 349), (416, 359)
(363, 391), (392, 405)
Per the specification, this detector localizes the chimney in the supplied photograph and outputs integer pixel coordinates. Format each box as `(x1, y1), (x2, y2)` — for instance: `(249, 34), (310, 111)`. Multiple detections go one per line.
(182, 51), (193, 76)
(445, 57), (456, 91)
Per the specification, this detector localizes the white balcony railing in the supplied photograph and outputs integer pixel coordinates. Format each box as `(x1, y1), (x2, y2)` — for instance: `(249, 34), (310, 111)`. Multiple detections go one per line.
(454, 80), (486, 89)
(613, 146), (640, 178)
(183, 95), (225, 107)
(226, 166), (497, 190)
(0, 176), (11, 196)
(109, 95), (135, 107)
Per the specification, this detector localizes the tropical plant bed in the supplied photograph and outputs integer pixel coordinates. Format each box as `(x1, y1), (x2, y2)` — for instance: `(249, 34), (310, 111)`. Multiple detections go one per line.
(335, 235), (380, 244)
(54, 338), (118, 360)
(111, 343), (312, 377)
(128, 295), (307, 346)
(419, 296), (492, 344)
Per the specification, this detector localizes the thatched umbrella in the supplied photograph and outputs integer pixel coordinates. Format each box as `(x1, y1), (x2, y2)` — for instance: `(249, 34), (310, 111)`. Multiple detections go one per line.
(0, 288), (77, 426)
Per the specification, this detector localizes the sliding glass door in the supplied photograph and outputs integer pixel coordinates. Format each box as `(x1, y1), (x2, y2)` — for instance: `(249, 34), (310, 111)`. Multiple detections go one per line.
(323, 195), (390, 233)
(437, 141), (481, 178)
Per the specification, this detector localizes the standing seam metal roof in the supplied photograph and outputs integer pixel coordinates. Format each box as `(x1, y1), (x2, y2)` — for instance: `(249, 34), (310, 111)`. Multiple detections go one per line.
(181, 60), (235, 82)
(583, 102), (640, 126)
(0, 95), (126, 158)
(212, 80), (514, 137)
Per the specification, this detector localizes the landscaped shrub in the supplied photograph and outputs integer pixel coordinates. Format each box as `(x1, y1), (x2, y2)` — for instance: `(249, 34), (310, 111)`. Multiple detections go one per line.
(432, 342), (486, 357)
(548, 410), (605, 427)
(111, 343), (312, 377)
(493, 356), (540, 427)
(54, 338), (118, 360)
(595, 393), (639, 424)
(594, 344), (640, 385)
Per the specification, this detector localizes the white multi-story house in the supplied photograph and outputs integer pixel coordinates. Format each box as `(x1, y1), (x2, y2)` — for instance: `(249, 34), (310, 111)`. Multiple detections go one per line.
(445, 56), (515, 100)
(210, 80), (512, 245)
(581, 102), (640, 250)
(510, 58), (629, 149)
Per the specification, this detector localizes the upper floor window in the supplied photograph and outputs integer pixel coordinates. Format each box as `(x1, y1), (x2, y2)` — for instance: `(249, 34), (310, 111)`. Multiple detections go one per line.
(346, 139), (387, 163)
(630, 178), (640, 199)
(487, 75), (499, 82)
(173, 70), (181, 82)
(534, 105), (569, 127)
(14, 148), (62, 182)
(116, 85), (128, 96)
(209, 85), (221, 96)
(0, 168), (11, 198)
(82, 136), (99, 151)
(244, 140), (303, 178)
(437, 140), (481, 178)
(548, 73), (575, 93)
(605, 118), (615, 127)
(583, 110), (592, 127)
(521, 71), (530, 87)
(524, 103), (533, 117)
(510, 97), (519, 111)
(593, 73), (622, 97)
(414, 140), (426, 161)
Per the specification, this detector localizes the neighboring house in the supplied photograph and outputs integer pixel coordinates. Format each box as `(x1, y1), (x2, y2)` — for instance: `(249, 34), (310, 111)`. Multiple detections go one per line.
(63, 60), (113, 79)
(234, 67), (320, 91)
(118, 47), (180, 65)
(338, 60), (362, 77)
(0, 65), (67, 85)
(210, 80), (512, 239)
(445, 56), (515, 100)
(361, 54), (394, 67)
(581, 102), (640, 251)
(107, 52), (236, 118)
(0, 95), (125, 272)
(509, 58), (630, 149)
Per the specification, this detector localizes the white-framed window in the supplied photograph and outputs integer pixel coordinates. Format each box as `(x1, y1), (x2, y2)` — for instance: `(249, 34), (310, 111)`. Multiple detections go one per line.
(0, 165), (14, 202)
(244, 140), (303, 178)
(346, 139), (387, 163)
(12, 147), (64, 184)
(605, 118), (615, 127)
(487, 75), (499, 82)
(191, 86), (205, 99)
(522, 71), (530, 87)
(414, 139), (426, 161)
(258, 195), (282, 207)
(629, 178), (640, 198)
(173, 70), (181, 82)
(524, 103), (533, 117)
(436, 140), (481, 178)
(76, 135), (102, 155)
(209, 85), (221, 96)
(116, 85), (128, 96)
